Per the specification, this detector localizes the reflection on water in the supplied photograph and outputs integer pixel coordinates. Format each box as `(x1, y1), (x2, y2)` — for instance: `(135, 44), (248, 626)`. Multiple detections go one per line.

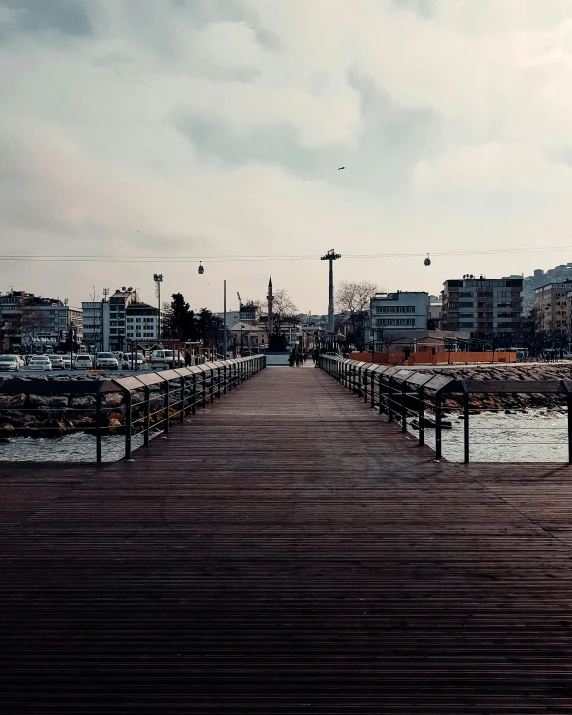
(0, 410), (569, 463)
(409, 409), (569, 462)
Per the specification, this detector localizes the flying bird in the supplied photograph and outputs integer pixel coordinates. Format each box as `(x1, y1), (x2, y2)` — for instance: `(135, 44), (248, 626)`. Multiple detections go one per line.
(338, 166), (345, 170)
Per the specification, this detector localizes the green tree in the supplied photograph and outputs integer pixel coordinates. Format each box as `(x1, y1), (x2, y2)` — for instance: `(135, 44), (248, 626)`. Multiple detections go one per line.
(163, 293), (196, 341)
(196, 308), (222, 348)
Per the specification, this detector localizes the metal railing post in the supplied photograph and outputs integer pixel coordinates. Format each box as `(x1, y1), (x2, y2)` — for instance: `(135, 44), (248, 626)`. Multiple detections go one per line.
(125, 389), (132, 459)
(192, 373), (197, 414)
(461, 380), (470, 464)
(144, 385), (150, 446)
(435, 391), (443, 460)
(378, 373), (383, 415)
(370, 371), (375, 409)
(164, 379), (170, 434)
(180, 376), (185, 423)
(223, 364), (228, 395)
(563, 381), (572, 465)
(418, 386), (425, 446)
(210, 368), (215, 403)
(202, 371), (207, 409)
(388, 380), (394, 422)
(401, 381), (407, 433)
(96, 386), (103, 464)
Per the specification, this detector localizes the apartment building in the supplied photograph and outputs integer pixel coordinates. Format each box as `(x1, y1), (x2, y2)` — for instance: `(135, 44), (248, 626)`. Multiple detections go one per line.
(533, 279), (572, 335)
(108, 288), (138, 351)
(82, 300), (111, 351)
(126, 302), (159, 344)
(368, 292), (429, 346)
(441, 276), (523, 340)
(0, 291), (82, 350)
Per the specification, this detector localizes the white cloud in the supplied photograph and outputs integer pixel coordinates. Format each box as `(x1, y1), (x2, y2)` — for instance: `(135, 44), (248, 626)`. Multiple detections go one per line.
(412, 142), (572, 195)
(3, 0), (572, 308)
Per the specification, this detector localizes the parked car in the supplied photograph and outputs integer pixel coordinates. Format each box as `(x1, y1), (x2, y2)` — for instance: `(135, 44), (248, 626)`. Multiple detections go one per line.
(47, 354), (64, 370)
(62, 354), (72, 369)
(0, 354), (21, 372)
(95, 352), (119, 370)
(28, 356), (52, 371)
(150, 349), (183, 370)
(74, 354), (93, 370)
(122, 352), (146, 370)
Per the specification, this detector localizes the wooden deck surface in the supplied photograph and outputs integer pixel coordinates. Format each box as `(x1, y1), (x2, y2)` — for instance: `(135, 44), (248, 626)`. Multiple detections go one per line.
(2, 364), (572, 713)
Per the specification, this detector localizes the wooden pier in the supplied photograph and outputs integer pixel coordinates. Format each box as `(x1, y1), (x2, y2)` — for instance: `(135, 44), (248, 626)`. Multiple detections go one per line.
(2, 364), (572, 713)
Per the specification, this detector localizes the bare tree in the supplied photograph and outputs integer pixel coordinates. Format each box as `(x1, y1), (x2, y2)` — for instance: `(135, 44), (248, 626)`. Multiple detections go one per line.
(19, 300), (48, 349)
(335, 280), (379, 349)
(268, 288), (298, 334)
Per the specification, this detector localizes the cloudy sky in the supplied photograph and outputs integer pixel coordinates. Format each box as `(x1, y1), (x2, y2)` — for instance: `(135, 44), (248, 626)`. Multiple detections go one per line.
(1, 0), (572, 312)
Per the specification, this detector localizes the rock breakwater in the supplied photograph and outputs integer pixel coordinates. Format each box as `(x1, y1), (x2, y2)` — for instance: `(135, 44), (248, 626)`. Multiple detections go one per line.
(419, 363), (572, 411)
(0, 375), (185, 439)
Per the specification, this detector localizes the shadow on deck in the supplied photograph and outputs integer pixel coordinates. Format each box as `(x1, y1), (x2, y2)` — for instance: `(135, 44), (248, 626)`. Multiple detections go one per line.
(2, 365), (572, 713)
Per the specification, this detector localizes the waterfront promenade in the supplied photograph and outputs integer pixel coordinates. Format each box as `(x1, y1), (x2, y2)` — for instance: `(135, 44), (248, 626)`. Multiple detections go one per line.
(2, 364), (572, 712)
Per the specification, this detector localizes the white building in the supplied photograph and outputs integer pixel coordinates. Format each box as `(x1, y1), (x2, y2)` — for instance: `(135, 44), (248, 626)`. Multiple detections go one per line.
(82, 300), (110, 352)
(126, 302), (159, 344)
(108, 288), (138, 351)
(368, 291), (429, 347)
(83, 289), (159, 352)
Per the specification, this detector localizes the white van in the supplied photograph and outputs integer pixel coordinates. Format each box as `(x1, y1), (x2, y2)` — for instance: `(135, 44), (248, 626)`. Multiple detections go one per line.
(150, 349), (182, 370)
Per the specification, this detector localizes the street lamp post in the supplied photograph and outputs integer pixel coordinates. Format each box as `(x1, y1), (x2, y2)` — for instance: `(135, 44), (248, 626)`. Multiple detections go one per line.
(154, 274), (163, 342)
(223, 279), (227, 359)
(321, 249), (341, 352)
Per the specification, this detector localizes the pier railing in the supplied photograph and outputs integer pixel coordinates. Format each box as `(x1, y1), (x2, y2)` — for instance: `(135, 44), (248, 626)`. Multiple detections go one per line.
(319, 355), (572, 464)
(0, 355), (266, 463)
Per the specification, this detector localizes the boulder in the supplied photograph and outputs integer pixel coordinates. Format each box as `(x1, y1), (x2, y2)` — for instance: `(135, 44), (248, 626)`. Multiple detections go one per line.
(29, 395), (69, 409)
(103, 392), (124, 407)
(36, 418), (67, 436)
(108, 416), (125, 434)
(108, 410), (125, 426)
(150, 397), (165, 413)
(70, 395), (96, 408)
(0, 422), (14, 438)
(0, 393), (26, 409)
(69, 416), (96, 429)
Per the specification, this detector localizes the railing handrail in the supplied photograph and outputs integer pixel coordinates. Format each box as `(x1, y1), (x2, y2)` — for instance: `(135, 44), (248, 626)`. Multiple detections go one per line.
(318, 354), (572, 465)
(0, 354), (267, 463)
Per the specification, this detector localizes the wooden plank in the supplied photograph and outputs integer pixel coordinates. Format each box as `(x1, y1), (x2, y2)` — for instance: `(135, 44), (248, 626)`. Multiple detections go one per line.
(2, 365), (572, 712)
